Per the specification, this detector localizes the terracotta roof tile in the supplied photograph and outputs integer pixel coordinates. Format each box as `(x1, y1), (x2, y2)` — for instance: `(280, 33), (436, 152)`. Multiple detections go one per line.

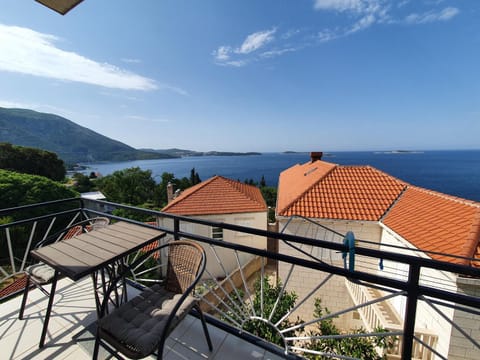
(276, 158), (480, 266)
(383, 187), (480, 265)
(162, 176), (267, 216)
(278, 161), (406, 221)
(277, 161), (336, 215)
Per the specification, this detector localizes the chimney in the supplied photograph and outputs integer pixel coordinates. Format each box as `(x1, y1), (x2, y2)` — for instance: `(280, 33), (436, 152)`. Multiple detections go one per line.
(167, 182), (174, 203)
(310, 152), (323, 162)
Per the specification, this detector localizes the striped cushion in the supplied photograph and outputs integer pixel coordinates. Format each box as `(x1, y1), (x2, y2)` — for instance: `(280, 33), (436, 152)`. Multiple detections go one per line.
(26, 263), (55, 284)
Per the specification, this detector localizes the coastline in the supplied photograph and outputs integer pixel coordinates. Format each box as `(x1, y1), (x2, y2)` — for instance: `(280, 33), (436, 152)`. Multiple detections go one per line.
(78, 150), (480, 202)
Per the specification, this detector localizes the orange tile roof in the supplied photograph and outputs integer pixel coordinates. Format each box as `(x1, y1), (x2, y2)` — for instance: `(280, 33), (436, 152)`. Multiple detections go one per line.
(383, 187), (480, 266)
(278, 161), (406, 221)
(277, 158), (480, 266)
(277, 160), (336, 215)
(162, 176), (267, 216)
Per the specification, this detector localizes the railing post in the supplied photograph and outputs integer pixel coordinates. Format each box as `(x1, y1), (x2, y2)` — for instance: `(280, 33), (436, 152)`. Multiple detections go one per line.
(402, 263), (421, 360)
(174, 218), (180, 240)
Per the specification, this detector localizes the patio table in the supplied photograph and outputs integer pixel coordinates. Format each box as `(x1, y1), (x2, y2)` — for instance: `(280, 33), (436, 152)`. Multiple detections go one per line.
(30, 221), (166, 348)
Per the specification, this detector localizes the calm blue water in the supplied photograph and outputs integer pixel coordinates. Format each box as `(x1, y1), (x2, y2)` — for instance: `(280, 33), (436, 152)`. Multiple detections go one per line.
(82, 150), (480, 202)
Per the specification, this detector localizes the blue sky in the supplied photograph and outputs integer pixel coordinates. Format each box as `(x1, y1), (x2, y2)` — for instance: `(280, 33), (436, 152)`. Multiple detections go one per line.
(0, 1), (478, 152)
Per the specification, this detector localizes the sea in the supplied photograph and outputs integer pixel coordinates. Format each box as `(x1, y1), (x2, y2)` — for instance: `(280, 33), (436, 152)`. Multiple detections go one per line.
(80, 150), (480, 202)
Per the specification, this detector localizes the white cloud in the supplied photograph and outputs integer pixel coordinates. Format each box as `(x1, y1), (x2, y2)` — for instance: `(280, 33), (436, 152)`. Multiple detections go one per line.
(281, 28), (302, 40)
(260, 47), (297, 58)
(213, 29), (276, 66)
(405, 7), (459, 24)
(157, 84), (189, 96)
(346, 13), (377, 34)
(226, 60), (249, 67)
(212, 46), (232, 61)
(317, 29), (339, 42)
(314, 0), (387, 37)
(0, 23), (157, 91)
(235, 28), (276, 54)
(212, 1), (461, 67)
(314, 0), (365, 12)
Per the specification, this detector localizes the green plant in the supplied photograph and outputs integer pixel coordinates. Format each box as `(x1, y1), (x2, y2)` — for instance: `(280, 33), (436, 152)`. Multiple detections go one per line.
(222, 276), (302, 347)
(306, 299), (396, 360)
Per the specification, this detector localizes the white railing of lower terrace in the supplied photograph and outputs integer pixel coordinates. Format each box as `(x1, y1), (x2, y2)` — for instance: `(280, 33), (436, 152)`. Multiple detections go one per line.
(1, 198), (480, 360)
(345, 279), (438, 359)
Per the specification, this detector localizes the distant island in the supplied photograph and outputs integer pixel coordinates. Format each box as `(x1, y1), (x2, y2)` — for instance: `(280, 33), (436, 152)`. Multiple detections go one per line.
(140, 148), (261, 157)
(375, 150), (424, 154)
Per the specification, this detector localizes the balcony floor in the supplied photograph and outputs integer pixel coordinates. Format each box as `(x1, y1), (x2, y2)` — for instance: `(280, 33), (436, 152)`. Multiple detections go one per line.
(1, 277), (285, 360)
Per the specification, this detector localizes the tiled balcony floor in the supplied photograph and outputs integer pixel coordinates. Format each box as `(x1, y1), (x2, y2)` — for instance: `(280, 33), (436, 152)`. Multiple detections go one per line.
(0, 278), (285, 360)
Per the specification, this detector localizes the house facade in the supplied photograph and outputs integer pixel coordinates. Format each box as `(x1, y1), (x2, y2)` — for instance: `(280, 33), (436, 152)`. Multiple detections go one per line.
(276, 152), (480, 360)
(160, 175), (268, 278)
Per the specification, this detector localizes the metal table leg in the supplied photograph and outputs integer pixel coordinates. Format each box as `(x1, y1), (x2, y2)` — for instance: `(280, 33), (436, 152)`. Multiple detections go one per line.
(91, 258), (129, 318)
(39, 270), (59, 348)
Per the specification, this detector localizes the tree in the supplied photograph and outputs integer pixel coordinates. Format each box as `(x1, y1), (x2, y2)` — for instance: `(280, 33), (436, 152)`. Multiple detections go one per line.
(223, 276), (301, 347)
(243, 277), (301, 346)
(305, 299), (395, 359)
(71, 172), (95, 193)
(154, 171), (202, 208)
(0, 170), (78, 282)
(260, 175), (266, 187)
(154, 172), (176, 207)
(260, 186), (277, 223)
(0, 169), (77, 209)
(0, 143), (66, 181)
(223, 276), (395, 359)
(244, 178), (257, 186)
(189, 167), (201, 186)
(96, 167), (155, 205)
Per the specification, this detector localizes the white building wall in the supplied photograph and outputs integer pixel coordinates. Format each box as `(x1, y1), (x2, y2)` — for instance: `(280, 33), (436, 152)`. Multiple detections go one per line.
(160, 211), (267, 278)
(379, 226), (456, 359)
(277, 217), (468, 359)
(448, 277), (480, 360)
(277, 217), (382, 330)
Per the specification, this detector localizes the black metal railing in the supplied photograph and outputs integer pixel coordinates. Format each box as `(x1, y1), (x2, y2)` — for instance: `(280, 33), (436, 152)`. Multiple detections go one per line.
(1, 198), (479, 359)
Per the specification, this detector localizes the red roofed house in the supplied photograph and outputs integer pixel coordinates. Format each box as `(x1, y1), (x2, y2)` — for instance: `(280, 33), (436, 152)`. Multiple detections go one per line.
(276, 152), (480, 360)
(161, 175), (268, 277)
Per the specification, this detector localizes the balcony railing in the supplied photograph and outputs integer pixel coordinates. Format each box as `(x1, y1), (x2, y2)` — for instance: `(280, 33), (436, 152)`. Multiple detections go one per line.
(1, 198), (480, 360)
(345, 279), (438, 359)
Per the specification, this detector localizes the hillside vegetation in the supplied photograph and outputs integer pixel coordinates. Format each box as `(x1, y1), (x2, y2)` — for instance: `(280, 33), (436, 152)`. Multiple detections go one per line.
(0, 143), (66, 181)
(0, 107), (174, 164)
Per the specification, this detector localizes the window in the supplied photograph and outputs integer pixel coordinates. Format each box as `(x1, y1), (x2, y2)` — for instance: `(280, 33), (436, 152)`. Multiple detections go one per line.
(212, 226), (223, 241)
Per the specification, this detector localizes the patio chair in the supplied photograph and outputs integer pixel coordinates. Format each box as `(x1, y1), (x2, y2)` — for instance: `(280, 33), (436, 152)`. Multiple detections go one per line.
(93, 240), (213, 359)
(18, 217), (110, 321)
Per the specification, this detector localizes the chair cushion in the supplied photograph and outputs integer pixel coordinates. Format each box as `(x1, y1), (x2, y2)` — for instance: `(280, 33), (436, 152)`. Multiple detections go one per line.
(26, 263), (55, 284)
(98, 284), (196, 357)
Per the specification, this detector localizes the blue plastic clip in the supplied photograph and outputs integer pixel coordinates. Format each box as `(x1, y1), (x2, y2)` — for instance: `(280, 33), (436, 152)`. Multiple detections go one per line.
(343, 231), (355, 272)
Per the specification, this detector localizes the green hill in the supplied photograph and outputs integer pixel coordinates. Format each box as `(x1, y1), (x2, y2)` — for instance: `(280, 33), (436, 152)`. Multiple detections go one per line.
(0, 107), (175, 164)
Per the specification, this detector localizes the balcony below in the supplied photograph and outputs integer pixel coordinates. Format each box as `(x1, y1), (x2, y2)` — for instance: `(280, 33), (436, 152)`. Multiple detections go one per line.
(1, 277), (284, 359)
